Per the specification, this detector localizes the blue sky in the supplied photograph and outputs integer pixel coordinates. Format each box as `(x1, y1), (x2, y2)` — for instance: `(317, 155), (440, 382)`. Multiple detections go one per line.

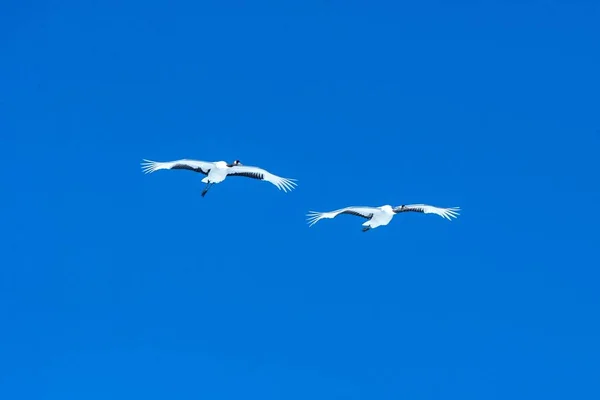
(1, 1), (599, 398)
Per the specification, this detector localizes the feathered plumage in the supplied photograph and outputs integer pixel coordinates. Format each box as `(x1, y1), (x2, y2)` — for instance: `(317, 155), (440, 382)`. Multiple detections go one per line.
(141, 158), (297, 197)
(307, 203), (459, 231)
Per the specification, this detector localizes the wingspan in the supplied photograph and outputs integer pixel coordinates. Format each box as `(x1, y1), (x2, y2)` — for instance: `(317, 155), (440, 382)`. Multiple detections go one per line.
(226, 165), (297, 193)
(306, 206), (377, 227)
(141, 159), (213, 175)
(393, 204), (460, 221)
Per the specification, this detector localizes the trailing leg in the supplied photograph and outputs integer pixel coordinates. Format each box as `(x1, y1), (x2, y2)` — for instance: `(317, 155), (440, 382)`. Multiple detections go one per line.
(201, 182), (213, 197)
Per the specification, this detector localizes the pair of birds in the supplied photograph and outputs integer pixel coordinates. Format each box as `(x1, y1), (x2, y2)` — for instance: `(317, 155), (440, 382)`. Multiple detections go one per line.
(141, 158), (460, 232)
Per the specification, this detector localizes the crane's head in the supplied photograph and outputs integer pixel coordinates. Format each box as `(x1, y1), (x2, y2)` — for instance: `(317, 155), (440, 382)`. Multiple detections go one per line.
(227, 160), (242, 167)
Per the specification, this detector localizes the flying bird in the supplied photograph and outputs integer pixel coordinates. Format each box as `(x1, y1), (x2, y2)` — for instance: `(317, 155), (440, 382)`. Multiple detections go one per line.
(141, 158), (297, 197)
(306, 204), (460, 232)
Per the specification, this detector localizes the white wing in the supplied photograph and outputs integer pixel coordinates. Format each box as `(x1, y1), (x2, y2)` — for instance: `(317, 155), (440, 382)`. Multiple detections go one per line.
(141, 159), (213, 175)
(306, 206), (378, 227)
(226, 165), (297, 193)
(393, 204), (460, 221)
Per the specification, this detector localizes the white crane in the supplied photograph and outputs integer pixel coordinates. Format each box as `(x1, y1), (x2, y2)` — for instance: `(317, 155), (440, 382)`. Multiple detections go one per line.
(306, 204), (460, 232)
(141, 158), (297, 197)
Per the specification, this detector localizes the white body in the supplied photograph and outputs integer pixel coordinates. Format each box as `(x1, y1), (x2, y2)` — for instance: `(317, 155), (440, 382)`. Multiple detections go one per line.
(363, 205), (395, 229)
(201, 161), (229, 184)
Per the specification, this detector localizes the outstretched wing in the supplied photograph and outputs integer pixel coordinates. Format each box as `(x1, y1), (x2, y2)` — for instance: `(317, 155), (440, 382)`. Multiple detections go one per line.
(226, 165), (297, 193)
(306, 206), (377, 227)
(141, 159), (213, 175)
(393, 204), (460, 221)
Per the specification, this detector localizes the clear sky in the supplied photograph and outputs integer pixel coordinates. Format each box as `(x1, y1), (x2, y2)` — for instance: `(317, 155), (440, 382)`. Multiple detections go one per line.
(1, 1), (599, 399)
